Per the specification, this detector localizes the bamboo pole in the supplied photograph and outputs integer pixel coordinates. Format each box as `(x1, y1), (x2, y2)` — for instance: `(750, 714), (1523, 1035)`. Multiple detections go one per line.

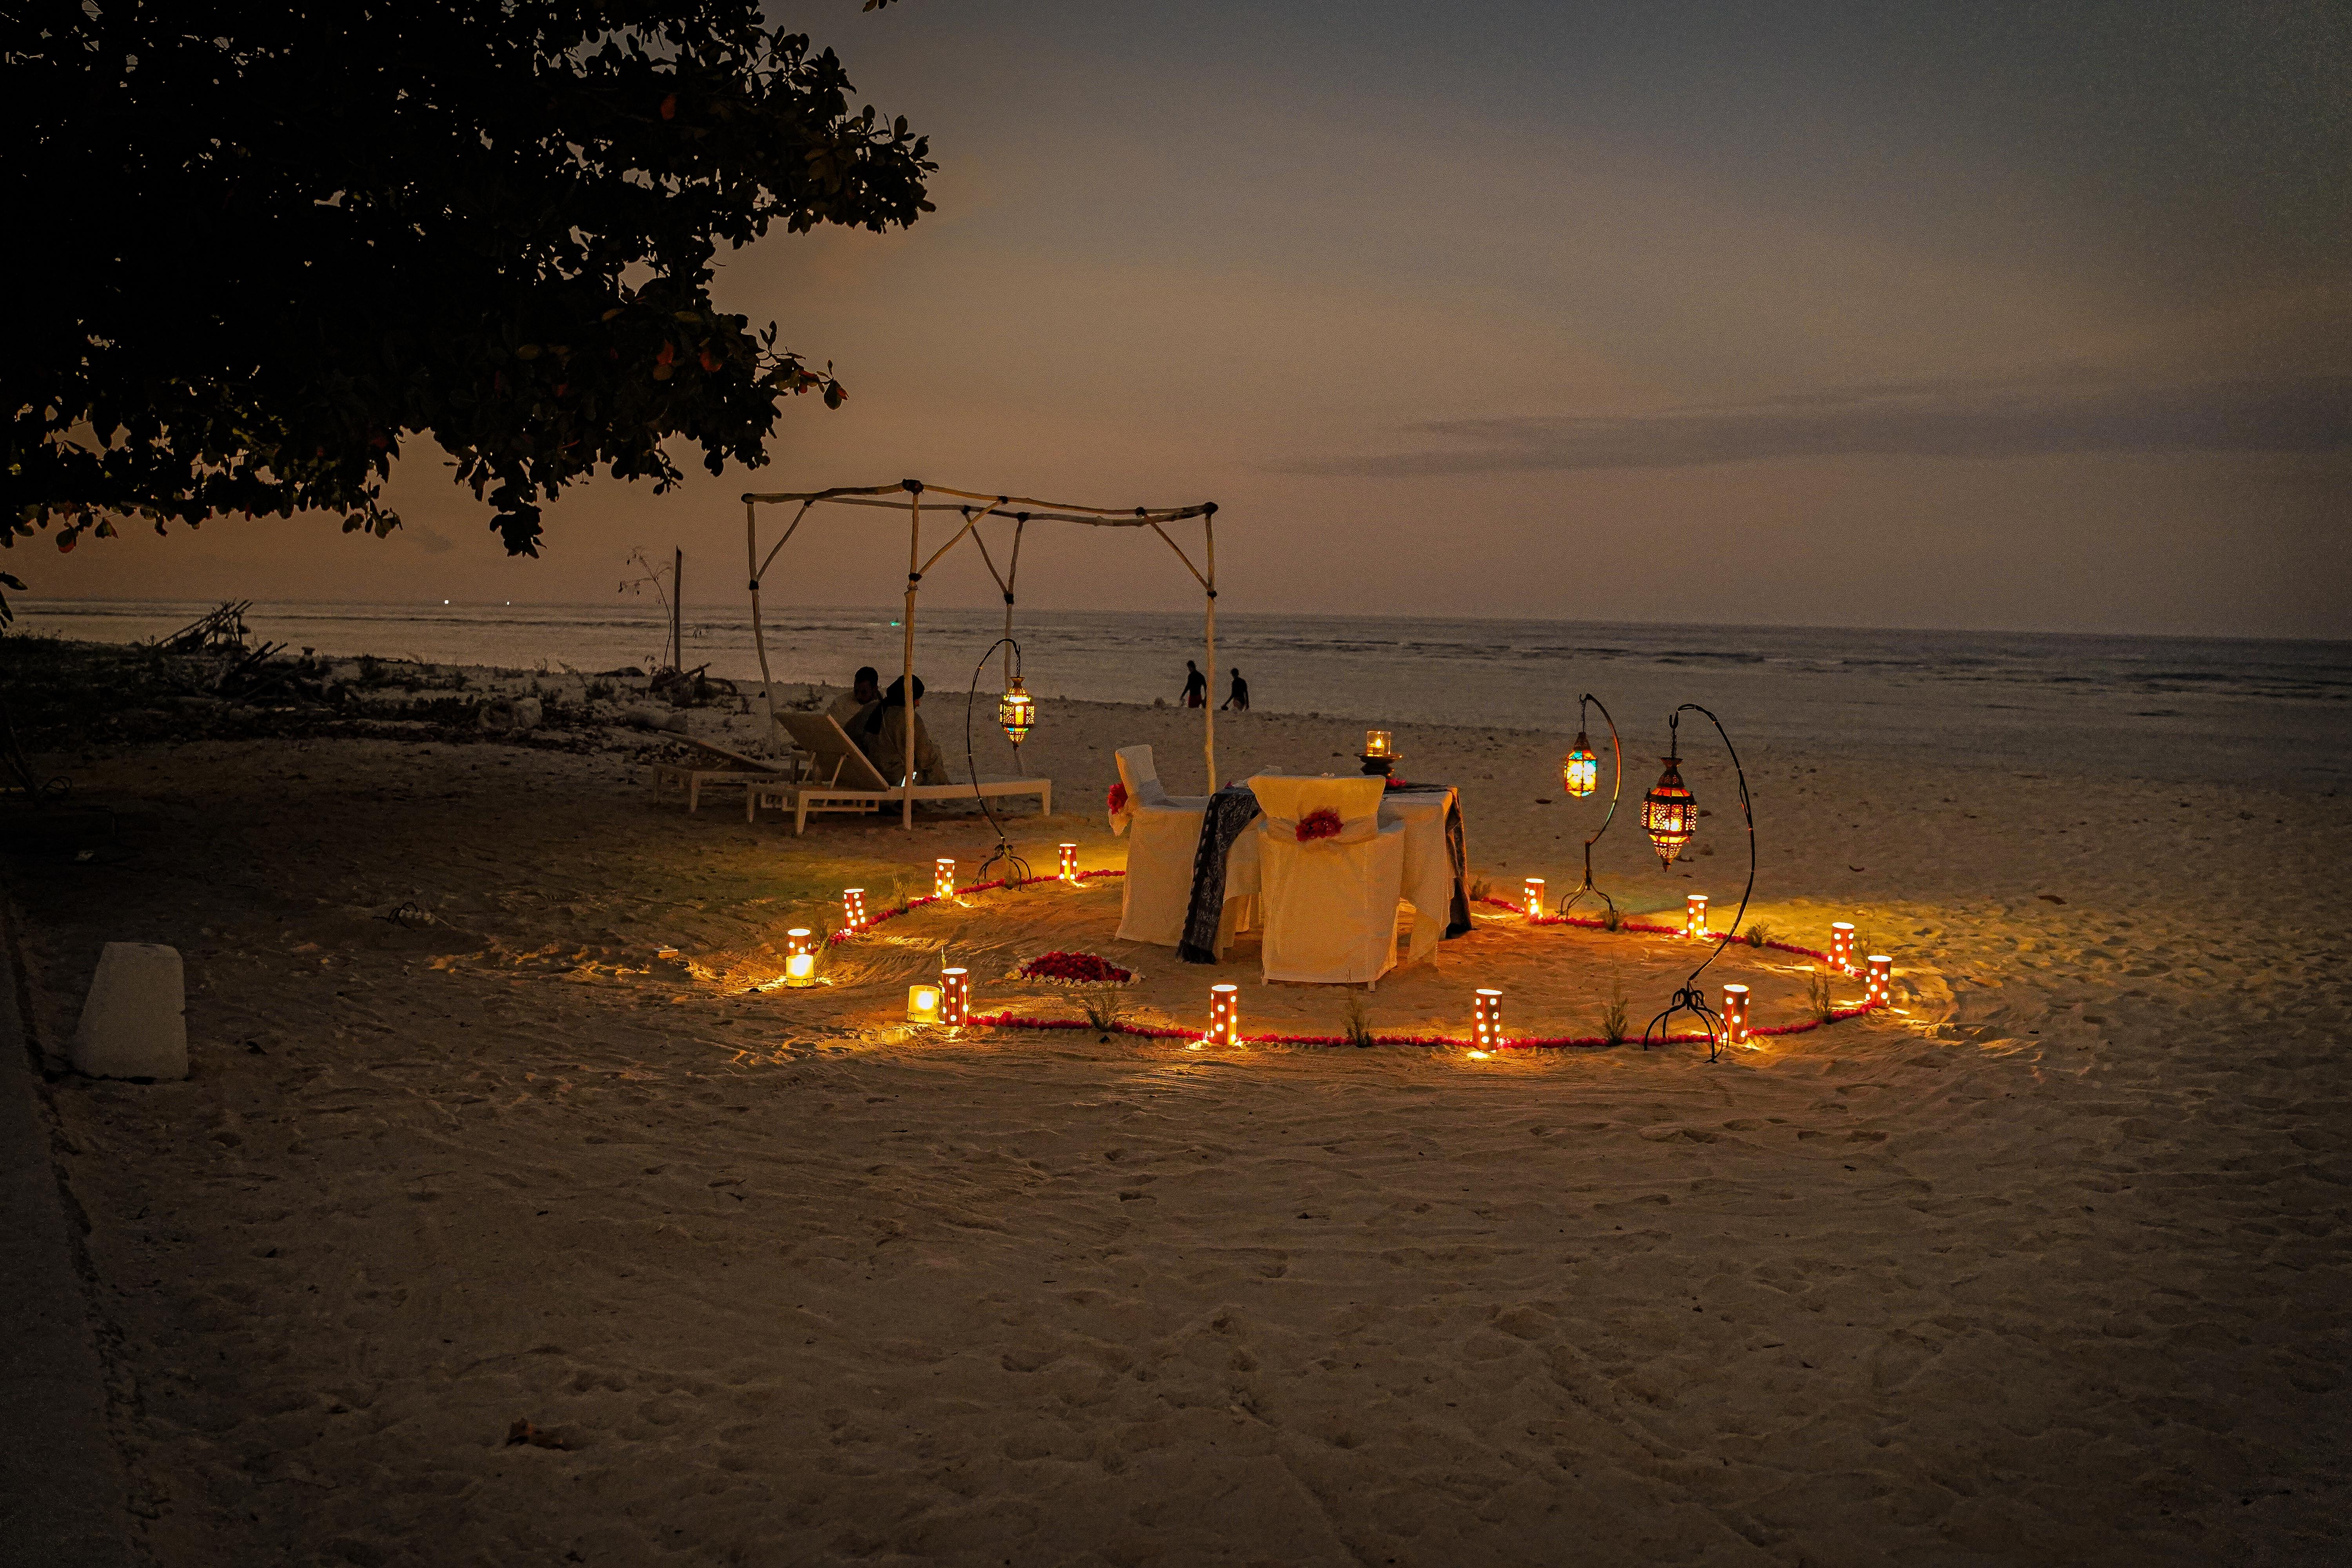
(671, 546), (682, 672)
(746, 500), (777, 739)
(1203, 508), (1217, 791)
(902, 483), (920, 829)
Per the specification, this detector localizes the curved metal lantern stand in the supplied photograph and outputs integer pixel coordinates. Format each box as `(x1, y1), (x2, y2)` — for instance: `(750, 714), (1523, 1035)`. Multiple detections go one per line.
(1641, 704), (1757, 1062)
(965, 635), (1032, 887)
(1557, 692), (1622, 922)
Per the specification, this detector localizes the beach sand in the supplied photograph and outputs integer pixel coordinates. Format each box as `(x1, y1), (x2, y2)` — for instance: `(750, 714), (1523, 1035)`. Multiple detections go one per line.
(8, 668), (2347, 1564)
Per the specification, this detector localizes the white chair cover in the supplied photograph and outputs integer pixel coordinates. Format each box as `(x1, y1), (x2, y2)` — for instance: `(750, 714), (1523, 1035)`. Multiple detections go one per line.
(1249, 774), (1406, 986)
(1114, 746), (1208, 947)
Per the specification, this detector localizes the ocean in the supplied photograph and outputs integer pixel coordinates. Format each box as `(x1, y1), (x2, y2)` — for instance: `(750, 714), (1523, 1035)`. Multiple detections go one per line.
(15, 599), (2350, 787)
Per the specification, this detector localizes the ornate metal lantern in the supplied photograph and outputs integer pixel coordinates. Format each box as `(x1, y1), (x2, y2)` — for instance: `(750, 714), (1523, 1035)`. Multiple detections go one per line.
(1561, 732), (1599, 799)
(997, 676), (1035, 745)
(1642, 751), (1697, 868)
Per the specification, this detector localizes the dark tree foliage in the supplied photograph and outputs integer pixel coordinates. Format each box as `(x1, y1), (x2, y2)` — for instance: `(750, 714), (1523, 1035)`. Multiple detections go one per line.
(1, 1), (933, 604)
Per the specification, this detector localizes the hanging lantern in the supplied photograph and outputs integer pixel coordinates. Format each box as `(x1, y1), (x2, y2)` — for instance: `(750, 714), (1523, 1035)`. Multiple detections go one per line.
(784, 928), (818, 987)
(906, 983), (942, 1025)
(842, 888), (868, 932)
(1522, 876), (1545, 918)
(1641, 753), (1697, 868)
(997, 676), (1035, 745)
(1473, 988), (1504, 1050)
(1561, 732), (1599, 799)
(941, 967), (970, 1027)
(1206, 983), (1239, 1048)
(933, 858), (956, 900)
(1685, 893), (1710, 939)
(1721, 984), (1751, 1046)
(1829, 922), (1857, 975)
(1058, 843), (1079, 882)
(1866, 955), (1892, 1008)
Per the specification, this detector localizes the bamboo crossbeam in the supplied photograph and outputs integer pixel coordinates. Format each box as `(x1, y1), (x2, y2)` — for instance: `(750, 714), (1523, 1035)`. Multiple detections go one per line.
(744, 489), (1212, 524)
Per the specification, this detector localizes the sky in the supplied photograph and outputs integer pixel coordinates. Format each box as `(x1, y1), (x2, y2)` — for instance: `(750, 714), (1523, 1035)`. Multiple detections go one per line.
(34, 0), (2352, 637)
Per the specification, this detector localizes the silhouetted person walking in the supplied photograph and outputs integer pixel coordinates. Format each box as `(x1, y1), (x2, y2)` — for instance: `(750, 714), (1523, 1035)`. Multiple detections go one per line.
(1221, 668), (1249, 711)
(1181, 660), (1207, 709)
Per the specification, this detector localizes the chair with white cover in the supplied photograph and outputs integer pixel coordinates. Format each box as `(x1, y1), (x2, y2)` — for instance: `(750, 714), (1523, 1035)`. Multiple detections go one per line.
(1112, 745), (1208, 946)
(1249, 774), (1406, 987)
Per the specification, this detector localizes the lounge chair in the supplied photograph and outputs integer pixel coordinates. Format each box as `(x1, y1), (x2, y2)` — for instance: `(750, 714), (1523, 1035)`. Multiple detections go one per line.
(650, 734), (805, 814)
(751, 713), (1051, 835)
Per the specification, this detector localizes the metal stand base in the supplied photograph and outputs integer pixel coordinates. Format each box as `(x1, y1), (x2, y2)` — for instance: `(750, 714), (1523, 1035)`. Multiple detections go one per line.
(1643, 985), (1725, 1062)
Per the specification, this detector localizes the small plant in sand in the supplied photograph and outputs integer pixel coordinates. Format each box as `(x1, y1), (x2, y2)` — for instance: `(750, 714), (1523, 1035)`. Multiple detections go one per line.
(1601, 904), (1624, 933)
(1342, 994), (1376, 1049)
(1743, 921), (1771, 948)
(1807, 970), (1837, 1023)
(1469, 875), (1494, 903)
(1599, 970), (1629, 1045)
(1077, 988), (1132, 1043)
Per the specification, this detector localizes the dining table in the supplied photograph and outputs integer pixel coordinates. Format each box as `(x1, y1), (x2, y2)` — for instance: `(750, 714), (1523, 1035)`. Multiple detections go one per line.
(1176, 779), (1472, 964)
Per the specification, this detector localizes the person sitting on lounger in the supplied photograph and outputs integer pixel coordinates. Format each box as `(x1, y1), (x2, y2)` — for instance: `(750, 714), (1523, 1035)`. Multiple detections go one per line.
(857, 675), (951, 786)
(827, 666), (882, 734)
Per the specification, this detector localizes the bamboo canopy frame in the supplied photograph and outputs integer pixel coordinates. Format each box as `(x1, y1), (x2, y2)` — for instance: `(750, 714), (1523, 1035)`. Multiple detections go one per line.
(742, 481), (1222, 829)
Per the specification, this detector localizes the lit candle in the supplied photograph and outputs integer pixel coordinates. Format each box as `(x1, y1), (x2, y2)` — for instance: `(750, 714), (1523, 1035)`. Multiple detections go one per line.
(1830, 922), (1856, 975)
(934, 858), (956, 900)
(842, 888), (867, 931)
(1058, 843), (1079, 882)
(941, 967), (969, 1026)
(1686, 893), (1710, 939)
(1207, 983), (1239, 1048)
(906, 984), (942, 1025)
(1866, 955), (1892, 1007)
(1474, 988), (1504, 1050)
(1523, 876), (1546, 918)
(1722, 984), (1751, 1046)
(1363, 730), (1392, 759)
(784, 928), (817, 987)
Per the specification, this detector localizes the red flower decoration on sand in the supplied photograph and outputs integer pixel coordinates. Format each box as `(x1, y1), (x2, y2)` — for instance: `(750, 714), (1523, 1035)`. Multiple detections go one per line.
(1107, 782), (1129, 813)
(1019, 951), (1133, 984)
(1296, 807), (1343, 842)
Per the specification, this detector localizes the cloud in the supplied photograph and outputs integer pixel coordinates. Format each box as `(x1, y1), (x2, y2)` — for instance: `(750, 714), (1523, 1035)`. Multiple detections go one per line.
(1288, 371), (2352, 477)
(409, 524), (456, 555)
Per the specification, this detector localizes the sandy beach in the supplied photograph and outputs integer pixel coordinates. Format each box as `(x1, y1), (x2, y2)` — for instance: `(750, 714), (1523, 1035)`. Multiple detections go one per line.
(8, 655), (2348, 1564)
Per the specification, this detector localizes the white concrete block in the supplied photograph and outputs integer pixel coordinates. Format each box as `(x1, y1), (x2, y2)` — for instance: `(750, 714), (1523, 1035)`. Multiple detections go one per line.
(70, 944), (187, 1082)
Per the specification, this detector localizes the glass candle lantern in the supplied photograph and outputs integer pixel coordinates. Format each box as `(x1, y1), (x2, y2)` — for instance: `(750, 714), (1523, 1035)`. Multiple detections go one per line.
(1363, 730), (1392, 759)
(1058, 843), (1079, 882)
(1473, 988), (1504, 1050)
(940, 967), (969, 1027)
(1722, 984), (1751, 1046)
(906, 984), (942, 1025)
(1866, 955), (1892, 1007)
(1830, 922), (1856, 974)
(1523, 876), (1546, 918)
(1642, 755), (1697, 867)
(1561, 733), (1599, 799)
(842, 887), (867, 932)
(997, 677), (1035, 745)
(1686, 893), (1710, 939)
(933, 858), (956, 900)
(1206, 984), (1239, 1048)
(784, 928), (817, 987)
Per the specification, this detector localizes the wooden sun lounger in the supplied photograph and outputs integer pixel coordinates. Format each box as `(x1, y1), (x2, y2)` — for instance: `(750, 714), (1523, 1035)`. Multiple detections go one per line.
(650, 734), (804, 814)
(753, 713), (1051, 835)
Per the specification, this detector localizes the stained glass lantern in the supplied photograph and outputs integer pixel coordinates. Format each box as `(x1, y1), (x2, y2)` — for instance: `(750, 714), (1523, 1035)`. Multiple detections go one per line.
(1561, 732), (1599, 799)
(1866, 955), (1892, 1008)
(1523, 877), (1545, 918)
(940, 967), (970, 1027)
(1473, 988), (1504, 1050)
(1642, 753), (1697, 868)
(997, 677), (1035, 745)
(1206, 983), (1239, 1048)
(1058, 843), (1079, 882)
(784, 928), (818, 987)
(1685, 893), (1710, 939)
(1721, 984), (1751, 1046)
(842, 888), (868, 932)
(933, 858), (956, 900)
(906, 984), (942, 1025)
(1829, 922), (1857, 975)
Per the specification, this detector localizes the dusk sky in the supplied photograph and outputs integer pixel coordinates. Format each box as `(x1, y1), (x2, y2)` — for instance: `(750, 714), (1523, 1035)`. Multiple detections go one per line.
(40, 1), (2350, 637)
